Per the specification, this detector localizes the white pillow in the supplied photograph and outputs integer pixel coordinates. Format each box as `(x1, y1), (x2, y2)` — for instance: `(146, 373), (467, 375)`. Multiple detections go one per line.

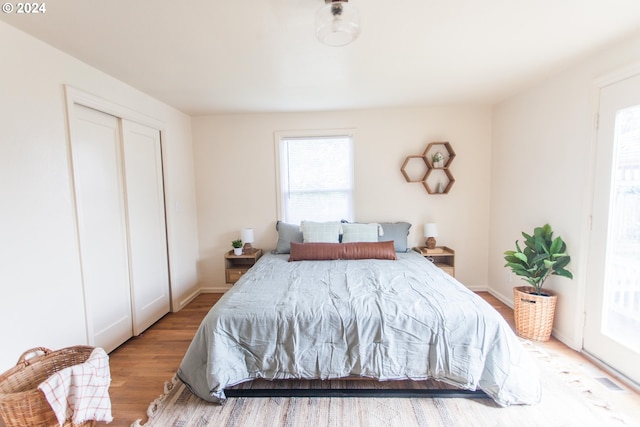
(301, 221), (342, 243)
(341, 223), (381, 243)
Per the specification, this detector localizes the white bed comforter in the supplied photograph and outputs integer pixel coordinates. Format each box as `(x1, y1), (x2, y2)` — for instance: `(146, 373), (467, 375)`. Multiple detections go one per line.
(177, 252), (541, 406)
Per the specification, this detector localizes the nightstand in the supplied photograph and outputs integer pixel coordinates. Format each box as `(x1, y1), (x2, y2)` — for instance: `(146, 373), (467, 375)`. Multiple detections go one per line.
(414, 246), (455, 277)
(224, 249), (262, 284)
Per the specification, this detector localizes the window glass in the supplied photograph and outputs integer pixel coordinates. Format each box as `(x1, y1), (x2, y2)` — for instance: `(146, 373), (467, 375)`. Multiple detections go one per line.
(278, 134), (354, 224)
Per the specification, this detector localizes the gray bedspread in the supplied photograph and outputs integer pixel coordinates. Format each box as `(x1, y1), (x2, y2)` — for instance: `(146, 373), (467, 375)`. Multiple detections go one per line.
(177, 251), (541, 406)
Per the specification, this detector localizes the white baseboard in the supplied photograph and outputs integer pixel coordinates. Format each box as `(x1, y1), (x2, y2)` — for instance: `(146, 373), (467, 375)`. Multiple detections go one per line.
(200, 285), (231, 294)
(487, 287), (514, 309)
(550, 329), (581, 351)
(175, 289), (201, 311)
(467, 286), (489, 292)
(174, 286), (229, 312)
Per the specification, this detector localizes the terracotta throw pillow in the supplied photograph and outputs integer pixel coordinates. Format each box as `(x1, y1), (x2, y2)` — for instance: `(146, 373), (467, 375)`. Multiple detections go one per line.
(288, 241), (397, 261)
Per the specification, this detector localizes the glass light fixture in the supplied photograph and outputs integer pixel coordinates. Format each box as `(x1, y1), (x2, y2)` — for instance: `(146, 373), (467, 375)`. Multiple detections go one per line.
(315, 0), (360, 47)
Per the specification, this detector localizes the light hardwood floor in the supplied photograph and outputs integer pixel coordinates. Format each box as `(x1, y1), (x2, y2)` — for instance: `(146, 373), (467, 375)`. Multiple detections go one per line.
(106, 292), (639, 427)
(107, 293), (222, 426)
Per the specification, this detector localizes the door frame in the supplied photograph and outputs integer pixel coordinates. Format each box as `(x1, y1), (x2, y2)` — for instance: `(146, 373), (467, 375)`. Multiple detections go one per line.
(63, 86), (173, 345)
(581, 61), (640, 389)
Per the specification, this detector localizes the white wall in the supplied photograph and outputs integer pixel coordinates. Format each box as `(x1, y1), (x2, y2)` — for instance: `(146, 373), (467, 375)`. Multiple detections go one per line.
(192, 107), (492, 292)
(490, 32), (640, 349)
(0, 22), (199, 371)
(5, 11), (634, 376)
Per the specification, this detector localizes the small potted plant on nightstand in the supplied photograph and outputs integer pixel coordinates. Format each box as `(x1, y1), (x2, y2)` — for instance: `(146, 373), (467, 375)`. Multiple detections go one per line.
(504, 224), (573, 341)
(232, 239), (243, 256)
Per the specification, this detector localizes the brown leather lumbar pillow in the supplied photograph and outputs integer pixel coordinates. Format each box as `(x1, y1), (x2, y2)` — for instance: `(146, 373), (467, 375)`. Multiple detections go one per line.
(288, 241), (397, 261)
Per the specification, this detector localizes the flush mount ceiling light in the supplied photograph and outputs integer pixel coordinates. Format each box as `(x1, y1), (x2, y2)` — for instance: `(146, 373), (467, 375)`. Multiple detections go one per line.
(315, 0), (360, 47)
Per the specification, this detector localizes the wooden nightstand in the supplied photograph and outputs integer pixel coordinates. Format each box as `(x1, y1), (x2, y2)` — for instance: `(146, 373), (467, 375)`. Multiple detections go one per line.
(224, 249), (262, 284)
(414, 246), (455, 277)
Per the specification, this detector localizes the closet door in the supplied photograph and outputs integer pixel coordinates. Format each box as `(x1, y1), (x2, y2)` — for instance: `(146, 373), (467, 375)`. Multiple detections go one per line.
(121, 121), (170, 334)
(71, 105), (133, 352)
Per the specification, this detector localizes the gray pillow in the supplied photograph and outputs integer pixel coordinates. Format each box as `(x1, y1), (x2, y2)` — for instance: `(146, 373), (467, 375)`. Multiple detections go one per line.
(378, 222), (412, 252)
(272, 221), (303, 254)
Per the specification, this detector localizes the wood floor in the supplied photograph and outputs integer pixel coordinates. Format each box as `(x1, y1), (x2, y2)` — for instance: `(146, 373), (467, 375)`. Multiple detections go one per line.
(105, 292), (637, 427)
(107, 293), (221, 426)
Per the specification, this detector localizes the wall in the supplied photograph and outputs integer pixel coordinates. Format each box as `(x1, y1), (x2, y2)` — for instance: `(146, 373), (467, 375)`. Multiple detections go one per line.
(490, 32), (640, 349)
(0, 22), (200, 371)
(192, 106), (492, 292)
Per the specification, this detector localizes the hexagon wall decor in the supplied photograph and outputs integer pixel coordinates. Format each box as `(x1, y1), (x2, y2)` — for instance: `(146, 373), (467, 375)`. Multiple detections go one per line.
(401, 142), (455, 195)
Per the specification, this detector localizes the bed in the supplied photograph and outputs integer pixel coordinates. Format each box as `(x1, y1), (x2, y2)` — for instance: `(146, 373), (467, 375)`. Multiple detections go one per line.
(177, 228), (541, 407)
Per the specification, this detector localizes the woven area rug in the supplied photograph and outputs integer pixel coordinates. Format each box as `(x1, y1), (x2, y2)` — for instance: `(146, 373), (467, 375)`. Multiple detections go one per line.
(132, 341), (637, 427)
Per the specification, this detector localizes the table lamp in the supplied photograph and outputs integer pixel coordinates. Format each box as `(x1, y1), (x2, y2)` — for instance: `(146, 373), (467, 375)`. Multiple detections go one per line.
(241, 228), (255, 254)
(424, 223), (438, 249)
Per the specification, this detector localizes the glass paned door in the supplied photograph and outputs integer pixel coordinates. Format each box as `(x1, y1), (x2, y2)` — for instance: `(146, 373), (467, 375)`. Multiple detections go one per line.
(602, 105), (640, 354)
(584, 72), (640, 385)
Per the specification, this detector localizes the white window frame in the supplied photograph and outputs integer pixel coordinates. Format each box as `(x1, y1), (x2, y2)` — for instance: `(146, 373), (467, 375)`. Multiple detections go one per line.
(274, 129), (355, 224)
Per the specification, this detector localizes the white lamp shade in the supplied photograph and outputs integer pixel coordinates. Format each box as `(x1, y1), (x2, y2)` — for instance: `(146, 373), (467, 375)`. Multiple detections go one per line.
(424, 223), (438, 238)
(315, 1), (360, 47)
(241, 228), (254, 244)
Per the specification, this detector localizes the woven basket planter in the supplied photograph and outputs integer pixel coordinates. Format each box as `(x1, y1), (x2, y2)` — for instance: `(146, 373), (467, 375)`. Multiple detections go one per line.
(0, 346), (97, 427)
(513, 286), (558, 341)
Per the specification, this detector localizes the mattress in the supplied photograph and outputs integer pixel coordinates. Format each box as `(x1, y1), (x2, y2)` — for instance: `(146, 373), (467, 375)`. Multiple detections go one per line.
(177, 251), (541, 406)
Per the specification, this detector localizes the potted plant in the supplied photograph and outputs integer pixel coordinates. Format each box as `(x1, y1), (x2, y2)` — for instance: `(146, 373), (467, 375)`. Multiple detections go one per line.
(432, 152), (445, 168)
(503, 224), (573, 341)
(232, 239), (243, 256)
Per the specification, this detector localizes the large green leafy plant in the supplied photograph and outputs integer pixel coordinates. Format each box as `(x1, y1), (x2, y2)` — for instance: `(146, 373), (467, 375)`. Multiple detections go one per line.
(504, 224), (573, 295)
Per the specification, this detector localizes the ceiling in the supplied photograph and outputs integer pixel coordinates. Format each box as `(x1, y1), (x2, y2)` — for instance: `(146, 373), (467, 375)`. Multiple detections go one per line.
(3, 0), (640, 115)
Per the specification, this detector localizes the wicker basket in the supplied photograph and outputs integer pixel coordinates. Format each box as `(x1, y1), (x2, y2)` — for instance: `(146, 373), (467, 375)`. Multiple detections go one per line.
(0, 346), (97, 427)
(513, 286), (558, 341)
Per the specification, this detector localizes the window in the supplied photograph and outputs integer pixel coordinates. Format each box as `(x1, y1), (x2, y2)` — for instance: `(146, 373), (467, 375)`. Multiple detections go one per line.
(276, 132), (354, 224)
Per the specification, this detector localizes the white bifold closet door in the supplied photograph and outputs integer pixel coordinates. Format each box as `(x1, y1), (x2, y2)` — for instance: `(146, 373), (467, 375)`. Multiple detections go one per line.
(71, 104), (170, 353)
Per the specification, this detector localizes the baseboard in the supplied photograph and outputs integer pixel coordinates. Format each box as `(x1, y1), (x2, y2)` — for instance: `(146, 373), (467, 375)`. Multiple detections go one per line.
(487, 288), (514, 309)
(200, 285), (231, 294)
(550, 329), (581, 351)
(174, 286), (229, 312)
(176, 289), (201, 311)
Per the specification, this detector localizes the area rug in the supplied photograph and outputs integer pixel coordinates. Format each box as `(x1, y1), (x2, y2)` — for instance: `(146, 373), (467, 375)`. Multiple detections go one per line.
(132, 341), (637, 427)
